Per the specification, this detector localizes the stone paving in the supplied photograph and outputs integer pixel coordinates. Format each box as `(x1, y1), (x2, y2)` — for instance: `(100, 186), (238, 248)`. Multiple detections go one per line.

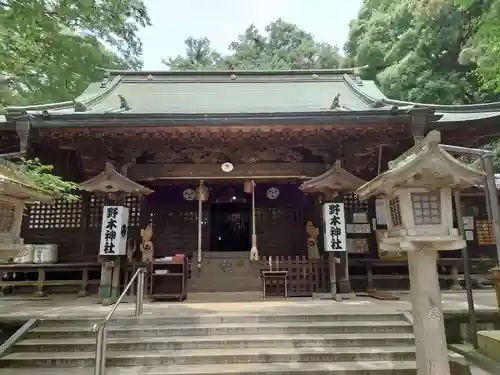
(0, 290), (495, 320)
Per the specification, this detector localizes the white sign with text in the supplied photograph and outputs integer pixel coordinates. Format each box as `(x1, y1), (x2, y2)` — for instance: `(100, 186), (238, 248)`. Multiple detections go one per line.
(99, 205), (129, 256)
(322, 203), (347, 252)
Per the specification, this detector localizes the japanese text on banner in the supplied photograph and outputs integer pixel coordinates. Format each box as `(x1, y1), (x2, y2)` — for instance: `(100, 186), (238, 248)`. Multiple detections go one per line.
(99, 205), (129, 256)
(322, 203), (347, 252)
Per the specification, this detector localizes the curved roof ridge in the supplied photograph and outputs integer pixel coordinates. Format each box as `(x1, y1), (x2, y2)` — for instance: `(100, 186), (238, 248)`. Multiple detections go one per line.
(4, 76), (123, 114)
(343, 72), (500, 112)
(104, 67), (369, 77)
(74, 75), (122, 108)
(343, 74), (385, 107)
(382, 98), (500, 112)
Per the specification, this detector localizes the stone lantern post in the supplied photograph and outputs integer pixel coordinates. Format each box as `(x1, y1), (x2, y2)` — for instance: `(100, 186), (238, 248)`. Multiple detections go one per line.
(356, 130), (485, 375)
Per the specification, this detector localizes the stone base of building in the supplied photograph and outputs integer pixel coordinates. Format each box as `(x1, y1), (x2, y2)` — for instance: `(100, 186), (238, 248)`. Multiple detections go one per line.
(188, 252), (261, 293)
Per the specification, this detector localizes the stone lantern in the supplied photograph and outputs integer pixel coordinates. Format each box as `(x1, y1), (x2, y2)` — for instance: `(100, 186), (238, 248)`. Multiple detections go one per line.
(356, 130), (485, 375)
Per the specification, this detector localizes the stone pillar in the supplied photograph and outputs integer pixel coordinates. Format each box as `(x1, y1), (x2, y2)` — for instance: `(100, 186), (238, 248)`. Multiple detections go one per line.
(408, 249), (450, 375)
(449, 263), (463, 290)
(338, 252), (352, 294)
(490, 267), (500, 311)
(99, 260), (114, 303)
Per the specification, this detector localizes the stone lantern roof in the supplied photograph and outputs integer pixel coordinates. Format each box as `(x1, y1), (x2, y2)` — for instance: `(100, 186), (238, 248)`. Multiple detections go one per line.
(0, 160), (54, 203)
(356, 130), (486, 200)
(299, 163), (366, 195)
(78, 163), (153, 196)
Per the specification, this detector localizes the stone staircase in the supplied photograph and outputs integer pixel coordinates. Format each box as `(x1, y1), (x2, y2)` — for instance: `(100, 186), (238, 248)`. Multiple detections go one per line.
(0, 311), (417, 374)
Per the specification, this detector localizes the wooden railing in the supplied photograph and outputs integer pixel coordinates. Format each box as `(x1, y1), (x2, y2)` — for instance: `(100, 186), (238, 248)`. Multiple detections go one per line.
(0, 263), (101, 297)
(258, 256), (496, 296)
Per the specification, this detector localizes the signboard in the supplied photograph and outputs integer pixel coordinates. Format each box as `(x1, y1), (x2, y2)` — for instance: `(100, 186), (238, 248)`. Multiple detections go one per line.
(322, 203), (347, 252)
(99, 206), (129, 256)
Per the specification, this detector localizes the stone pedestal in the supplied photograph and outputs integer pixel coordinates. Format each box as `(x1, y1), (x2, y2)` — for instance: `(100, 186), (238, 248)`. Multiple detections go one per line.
(99, 261), (115, 305)
(408, 249), (450, 375)
(449, 264), (463, 290)
(338, 252), (352, 294)
(490, 267), (500, 311)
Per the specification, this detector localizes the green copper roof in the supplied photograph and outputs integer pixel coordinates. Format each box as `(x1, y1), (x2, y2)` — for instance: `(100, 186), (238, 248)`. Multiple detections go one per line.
(4, 68), (500, 123)
(5, 69), (384, 116)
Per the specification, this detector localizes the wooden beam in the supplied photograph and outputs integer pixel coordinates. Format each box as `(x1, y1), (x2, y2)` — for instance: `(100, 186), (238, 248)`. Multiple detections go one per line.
(127, 163), (327, 181)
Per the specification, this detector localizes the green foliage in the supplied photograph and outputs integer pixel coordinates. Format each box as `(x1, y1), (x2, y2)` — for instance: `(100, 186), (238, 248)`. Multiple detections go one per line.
(345, 0), (500, 166)
(164, 19), (344, 70)
(0, 0), (151, 107)
(344, 0), (497, 104)
(454, 0), (500, 93)
(19, 158), (79, 202)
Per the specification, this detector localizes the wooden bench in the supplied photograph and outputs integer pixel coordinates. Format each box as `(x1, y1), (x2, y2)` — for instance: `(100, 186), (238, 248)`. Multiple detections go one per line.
(0, 262), (101, 297)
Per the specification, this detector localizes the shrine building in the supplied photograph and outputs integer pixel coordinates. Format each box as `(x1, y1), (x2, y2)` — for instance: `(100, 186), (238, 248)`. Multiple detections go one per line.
(1, 68), (499, 297)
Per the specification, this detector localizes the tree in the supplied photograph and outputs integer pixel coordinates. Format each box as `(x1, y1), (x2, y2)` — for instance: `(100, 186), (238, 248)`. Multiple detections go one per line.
(164, 37), (222, 70)
(453, 0), (500, 93)
(0, 0), (151, 106)
(163, 19), (343, 71)
(19, 158), (79, 201)
(344, 0), (498, 104)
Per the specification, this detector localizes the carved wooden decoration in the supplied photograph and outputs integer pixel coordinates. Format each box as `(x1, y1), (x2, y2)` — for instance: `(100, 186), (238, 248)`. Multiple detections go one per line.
(141, 223), (154, 263)
(306, 221), (320, 259)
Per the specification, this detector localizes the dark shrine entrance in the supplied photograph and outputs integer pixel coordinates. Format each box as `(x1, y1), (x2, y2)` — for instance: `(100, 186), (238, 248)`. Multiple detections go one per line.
(210, 202), (251, 251)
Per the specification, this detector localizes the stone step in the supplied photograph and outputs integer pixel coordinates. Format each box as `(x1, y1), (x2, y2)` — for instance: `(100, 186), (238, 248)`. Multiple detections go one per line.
(0, 361), (418, 374)
(36, 312), (408, 327)
(0, 346), (417, 367)
(27, 320), (413, 339)
(15, 332), (415, 352)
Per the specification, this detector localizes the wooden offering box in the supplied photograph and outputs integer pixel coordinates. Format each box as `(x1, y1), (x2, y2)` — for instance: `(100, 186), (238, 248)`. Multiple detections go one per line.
(149, 255), (187, 301)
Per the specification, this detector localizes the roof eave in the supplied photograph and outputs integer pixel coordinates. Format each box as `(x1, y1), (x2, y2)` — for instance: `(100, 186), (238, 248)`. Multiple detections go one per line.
(25, 109), (416, 128)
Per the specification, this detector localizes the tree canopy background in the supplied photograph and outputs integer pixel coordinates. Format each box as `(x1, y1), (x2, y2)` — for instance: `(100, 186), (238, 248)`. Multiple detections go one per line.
(344, 0), (500, 104)
(0, 0), (151, 108)
(164, 19), (344, 71)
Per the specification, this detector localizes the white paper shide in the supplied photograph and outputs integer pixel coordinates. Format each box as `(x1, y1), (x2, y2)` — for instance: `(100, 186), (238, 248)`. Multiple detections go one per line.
(322, 203), (347, 252)
(99, 206), (129, 256)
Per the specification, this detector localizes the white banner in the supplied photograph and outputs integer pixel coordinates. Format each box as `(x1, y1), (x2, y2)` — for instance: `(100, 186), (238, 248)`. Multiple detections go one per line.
(322, 203), (347, 252)
(99, 206), (129, 256)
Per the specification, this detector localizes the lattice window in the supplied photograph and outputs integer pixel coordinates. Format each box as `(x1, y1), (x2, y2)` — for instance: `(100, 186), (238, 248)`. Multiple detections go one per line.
(411, 192), (441, 225)
(88, 195), (142, 228)
(125, 196), (141, 227)
(343, 193), (369, 223)
(0, 200), (16, 232)
(389, 197), (403, 227)
(88, 196), (107, 228)
(27, 200), (82, 229)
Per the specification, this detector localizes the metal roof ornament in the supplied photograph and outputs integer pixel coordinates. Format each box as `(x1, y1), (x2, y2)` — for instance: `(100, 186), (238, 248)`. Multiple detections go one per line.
(330, 93), (341, 110)
(118, 94), (131, 110)
(73, 101), (87, 112)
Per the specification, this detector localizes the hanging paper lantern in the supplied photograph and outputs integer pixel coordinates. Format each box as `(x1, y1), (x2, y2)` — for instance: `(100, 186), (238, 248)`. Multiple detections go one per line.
(195, 185), (209, 202)
(243, 180), (253, 194)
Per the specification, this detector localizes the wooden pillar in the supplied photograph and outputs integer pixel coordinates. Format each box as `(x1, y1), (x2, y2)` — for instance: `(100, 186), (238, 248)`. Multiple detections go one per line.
(101, 193), (125, 306)
(335, 192), (352, 294)
(78, 193), (90, 297)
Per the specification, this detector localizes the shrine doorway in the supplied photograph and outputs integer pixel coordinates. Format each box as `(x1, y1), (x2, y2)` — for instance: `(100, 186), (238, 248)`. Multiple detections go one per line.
(210, 202), (251, 252)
